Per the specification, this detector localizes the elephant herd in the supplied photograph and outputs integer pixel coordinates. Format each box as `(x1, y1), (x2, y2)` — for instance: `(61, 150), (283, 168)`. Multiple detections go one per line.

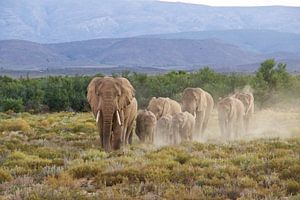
(87, 76), (254, 152)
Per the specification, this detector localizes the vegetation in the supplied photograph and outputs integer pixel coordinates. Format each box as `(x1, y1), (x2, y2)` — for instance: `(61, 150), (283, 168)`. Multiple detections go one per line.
(0, 111), (299, 199)
(0, 59), (299, 199)
(1, 59), (299, 113)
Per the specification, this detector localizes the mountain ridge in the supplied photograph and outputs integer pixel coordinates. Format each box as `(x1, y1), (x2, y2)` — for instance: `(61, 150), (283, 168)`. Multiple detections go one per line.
(1, 37), (299, 73)
(1, 0), (300, 43)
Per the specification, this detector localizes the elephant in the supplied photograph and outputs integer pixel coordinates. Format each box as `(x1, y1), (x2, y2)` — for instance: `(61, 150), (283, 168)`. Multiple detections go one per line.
(136, 110), (157, 143)
(171, 112), (195, 145)
(87, 76), (137, 152)
(181, 87), (214, 137)
(217, 97), (245, 141)
(147, 97), (181, 120)
(155, 114), (173, 145)
(232, 92), (254, 133)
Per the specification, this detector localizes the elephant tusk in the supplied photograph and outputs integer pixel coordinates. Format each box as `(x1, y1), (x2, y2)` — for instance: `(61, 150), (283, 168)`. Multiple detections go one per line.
(96, 111), (100, 123)
(116, 110), (122, 126)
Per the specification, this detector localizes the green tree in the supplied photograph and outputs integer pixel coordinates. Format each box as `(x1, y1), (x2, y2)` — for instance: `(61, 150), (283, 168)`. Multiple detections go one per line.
(43, 77), (70, 111)
(253, 59), (291, 107)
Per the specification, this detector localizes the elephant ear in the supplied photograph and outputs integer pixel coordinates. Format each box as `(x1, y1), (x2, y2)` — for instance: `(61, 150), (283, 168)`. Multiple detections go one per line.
(181, 113), (189, 128)
(228, 98), (235, 119)
(162, 99), (171, 116)
(245, 93), (254, 114)
(116, 77), (135, 109)
(87, 77), (103, 117)
(196, 90), (207, 112)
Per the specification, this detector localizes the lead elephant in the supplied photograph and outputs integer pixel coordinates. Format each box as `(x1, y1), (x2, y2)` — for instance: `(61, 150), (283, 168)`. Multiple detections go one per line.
(217, 97), (245, 141)
(136, 110), (157, 144)
(155, 114), (173, 145)
(181, 88), (214, 137)
(232, 92), (254, 133)
(87, 77), (137, 152)
(171, 112), (195, 145)
(147, 97), (181, 120)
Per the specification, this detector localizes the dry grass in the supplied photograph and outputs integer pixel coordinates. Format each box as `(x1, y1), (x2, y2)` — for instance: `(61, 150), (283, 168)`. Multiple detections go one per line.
(0, 107), (299, 199)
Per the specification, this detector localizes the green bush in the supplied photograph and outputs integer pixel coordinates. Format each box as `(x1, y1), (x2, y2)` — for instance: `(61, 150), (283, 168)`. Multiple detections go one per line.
(0, 59), (299, 113)
(0, 168), (12, 183)
(0, 98), (24, 112)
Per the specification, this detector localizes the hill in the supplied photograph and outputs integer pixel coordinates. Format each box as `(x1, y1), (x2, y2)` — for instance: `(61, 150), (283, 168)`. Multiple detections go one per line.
(1, 0), (300, 43)
(0, 38), (266, 72)
(140, 29), (300, 54)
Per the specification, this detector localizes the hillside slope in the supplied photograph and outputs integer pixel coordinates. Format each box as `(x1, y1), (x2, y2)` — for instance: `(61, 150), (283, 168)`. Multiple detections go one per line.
(1, 0), (300, 42)
(140, 29), (300, 54)
(0, 38), (265, 71)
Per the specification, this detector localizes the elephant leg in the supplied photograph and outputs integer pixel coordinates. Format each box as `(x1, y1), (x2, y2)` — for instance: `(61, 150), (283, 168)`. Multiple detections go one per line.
(125, 119), (135, 145)
(122, 126), (128, 145)
(188, 128), (193, 141)
(218, 117), (225, 138)
(195, 111), (205, 137)
(99, 130), (103, 148)
(244, 115), (250, 134)
(202, 110), (211, 134)
(239, 117), (245, 139)
(112, 124), (122, 150)
(167, 131), (174, 144)
(227, 120), (234, 141)
(150, 127), (154, 144)
(233, 121), (238, 140)
(176, 131), (180, 144)
(128, 129), (133, 144)
(96, 116), (104, 148)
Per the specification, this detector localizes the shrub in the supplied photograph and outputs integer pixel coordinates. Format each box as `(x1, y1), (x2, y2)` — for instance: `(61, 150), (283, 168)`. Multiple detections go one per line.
(32, 147), (64, 160)
(4, 151), (52, 169)
(81, 149), (107, 161)
(96, 168), (146, 186)
(286, 180), (300, 195)
(0, 98), (24, 112)
(68, 161), (106, 179)
(12, 185), (92, 200)
(0, 168), (12, 183)
(0, 118), (31, 132)
(46, 173), (78, 189)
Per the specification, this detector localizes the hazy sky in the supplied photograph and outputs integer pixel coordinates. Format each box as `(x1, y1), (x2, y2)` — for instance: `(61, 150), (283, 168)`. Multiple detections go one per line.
(161, 0), (300, 7)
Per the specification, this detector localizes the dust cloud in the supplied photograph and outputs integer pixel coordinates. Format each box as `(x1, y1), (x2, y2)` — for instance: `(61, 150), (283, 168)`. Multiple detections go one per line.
(153, 103), (300, 146)
(202, 104), (300, 143)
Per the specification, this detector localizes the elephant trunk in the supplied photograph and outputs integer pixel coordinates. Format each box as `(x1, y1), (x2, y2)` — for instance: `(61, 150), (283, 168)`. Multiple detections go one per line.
(101, 97), (116, 152)
(102, 113), (113, 151)
(172, 124), (179, 144)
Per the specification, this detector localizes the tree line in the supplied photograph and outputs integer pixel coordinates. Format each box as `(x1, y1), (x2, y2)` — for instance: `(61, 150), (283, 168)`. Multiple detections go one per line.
(0, 59), (299, 113)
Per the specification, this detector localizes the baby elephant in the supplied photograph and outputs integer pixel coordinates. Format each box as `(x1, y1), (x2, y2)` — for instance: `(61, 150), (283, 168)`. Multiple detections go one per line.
(156, 114), (173, 145)
(171, 112), (195, 144)
(217, 97), (245, 141)
(136, 110), (157, 143)
(232, 92), (254, 133)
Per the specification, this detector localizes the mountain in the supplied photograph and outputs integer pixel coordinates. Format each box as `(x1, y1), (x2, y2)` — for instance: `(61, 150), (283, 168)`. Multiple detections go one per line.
(1, 0), (300, 43)
(0, 38), (266, 72)
(140, 29), (300, 54)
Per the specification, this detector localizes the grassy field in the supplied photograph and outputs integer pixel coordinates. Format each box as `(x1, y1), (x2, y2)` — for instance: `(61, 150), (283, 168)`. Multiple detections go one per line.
(0, 109), (299, 199)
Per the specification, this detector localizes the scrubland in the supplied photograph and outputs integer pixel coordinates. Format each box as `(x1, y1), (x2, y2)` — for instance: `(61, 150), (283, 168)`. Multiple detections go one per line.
(0, 106), (299, 200)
